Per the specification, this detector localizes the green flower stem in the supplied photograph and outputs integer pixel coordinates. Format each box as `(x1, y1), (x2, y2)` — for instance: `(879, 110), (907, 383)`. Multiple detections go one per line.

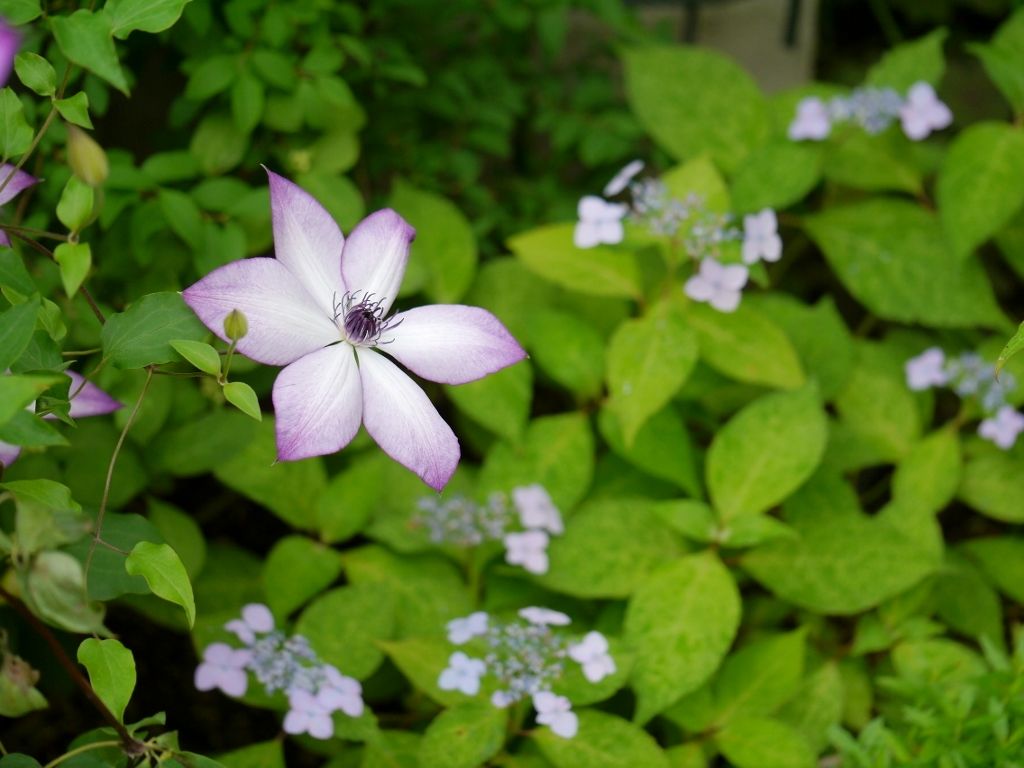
(0, 223), (68, 241)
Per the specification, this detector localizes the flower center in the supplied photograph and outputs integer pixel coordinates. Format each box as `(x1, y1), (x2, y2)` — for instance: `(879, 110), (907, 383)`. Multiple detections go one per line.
(334, 291), (401, 347)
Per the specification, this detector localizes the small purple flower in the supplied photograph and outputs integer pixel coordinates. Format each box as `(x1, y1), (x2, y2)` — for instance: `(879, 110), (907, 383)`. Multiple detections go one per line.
(978, 405), (1024, 450)
(568, 631), (615, 683)
(225, 602), (275, 644)
(518, 607), (571, 627)
(533, 691), (578, 738)
(284, 689), (335, 740)
(194, 643), (252, 697)
(0, 370), (121, 468)
(512, 484), (563, 534)
(574, 196), (627, 249)
(183, 170), (525, 491)
(603, 160), (644, 197)
(447, 611), (489, 645)
(684, 258), (748, 313)
(741, 209), (782, 265)
(788, 97), (831, 141)
(900, 82), (952, 141)
(438, 651), (486, 695)
(905, 347), (948, 391)
(504, 530), (550, 574)
(0, 19), (20, 88)
(319, 665), (364, 718)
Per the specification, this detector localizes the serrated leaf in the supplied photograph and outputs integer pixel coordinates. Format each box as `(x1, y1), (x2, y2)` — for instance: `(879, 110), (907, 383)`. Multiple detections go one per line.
(77, 638), (135, 723)
(125, 541), (196, 626)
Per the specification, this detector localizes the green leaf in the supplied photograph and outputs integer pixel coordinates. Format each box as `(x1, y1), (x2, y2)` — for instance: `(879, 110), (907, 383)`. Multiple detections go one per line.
(606, 302), (697, 446)
(213, 419), (326, 529)
(125, 541), (196, 627)
(148, 499), (205, 579)
(934, 551), (1004, 647)
(804, 199), (1005, 328)
(101, 292), (207, 369)
(823, 132), (922, 194)
(169, 339), (220, 376)
(107, 0), (191, 38)
(4, 478), (86, 553)
(598, 403), (701, 496)
(478, 412), (594, 511)
(57, 177), (95, 233)
(710, 630), (806, 725)
(50, 10), (129, 95)
(54, 92), (93, 129)
(937, 123), (1024, 259)
(866, 29), (947, 91)
(54, 243), (91, 298)
(76, 638), (136, 723)
(625, 552), (740, 723)
(390, 180), (477, 303)
(20, 551), (107, 634)
(419, 703), (507, 768)
(230, 73), (264, 134)
(715, 716), (815, 768)
(362, 732), (420, 768)
(13, 53), (55, 96)
(380, 636), (466, 707)
(295, 583), (395, 680)
(623, 46), (769, 173)
(537, 498), (684, 598)
(957, 450), (1024, 523)
(777, 663), (843, 754)
(970, 10), (1024, 114)
(997, 321), (1024, 373)
(706, 385), (827, 521)
(185, 55), (238, 101)
(662, 155), (730, 211)
(523, 307), (605, 399)
(222, 381), (261, 421)
(961, 536), (1024, 604)
(445, 361), (532, 442)
(533, 710), (670, 768)
(684, 301), (804, 389)
(0, 0), (41, 24)
(65, 513), (163, 600)
(158, 188), (203, 248)
(190, 114), (247, 176)
(262, 535), (344, 617)
(0, 374), (60, 426)
(730, 142), (821, 213)
(891, 428), (961, 516)
(743, 473), (939, 614)
(0, 299), (39, 371)
(215, 741), (283, 768)
(508, 223), (642, 299)
(0, 88), (32, 160)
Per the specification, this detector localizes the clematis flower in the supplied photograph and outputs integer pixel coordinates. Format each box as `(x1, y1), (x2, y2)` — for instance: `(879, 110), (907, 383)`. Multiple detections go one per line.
(573, 196), (627, 249)
(978, 405), (1024, 450)
(284, 689), (335, 740)
(225, 602), (275, 645)
(0, 165), (37, 247)
(899, 82), (952, 141)
(194, 643), (252, 697)
(533, 691), (578, 738)
(504, 530), (550, 574)
(447, 611), (489, 645)
(905, 347), (948, 391)
(741, 209), (782, 265)
(512, 484), (563, 534)
(183, 170), (525, 491)
(0, 19), (19, 88)
(788, 97), (831, 141)
(0, 371), (121, 468)
(438, 651), (486, 695)
(684, 258), (748, 313)
(518, 607), (571, 627)
(603, 159), (644, 197)
(568, 631), (616, 683)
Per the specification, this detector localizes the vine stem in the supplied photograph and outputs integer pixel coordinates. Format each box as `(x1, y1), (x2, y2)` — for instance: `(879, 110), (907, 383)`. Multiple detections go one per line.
(42, 740), (123, 768)
(83, 367), (153, 591)
(0, 586), (142, 752)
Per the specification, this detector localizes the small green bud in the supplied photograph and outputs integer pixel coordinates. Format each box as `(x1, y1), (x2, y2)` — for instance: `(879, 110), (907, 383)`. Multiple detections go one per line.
(66, 125), (108, 187)
(224, 309), (248, 341)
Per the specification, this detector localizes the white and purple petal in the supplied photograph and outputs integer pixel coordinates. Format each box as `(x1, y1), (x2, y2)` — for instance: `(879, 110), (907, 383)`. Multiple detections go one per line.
(340, 209), (415, 315)
(183, 257), (338, 366)
(384, 305), (525, 385)
(0, 440), (21, 467)
(0, 20), (18, 89)
(272, 344), (363, 461)
(0, 164), (37, 207)
(65, 372), (121, 418)
(266, 169), (347, 317)
(357, 349), (459, 491)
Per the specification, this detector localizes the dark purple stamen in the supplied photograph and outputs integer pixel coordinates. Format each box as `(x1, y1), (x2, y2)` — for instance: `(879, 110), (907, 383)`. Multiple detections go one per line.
(335, 292), (402, 346)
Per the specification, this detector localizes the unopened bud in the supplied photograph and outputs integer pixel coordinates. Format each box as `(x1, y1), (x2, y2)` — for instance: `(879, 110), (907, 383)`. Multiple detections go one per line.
(66, 125), (108, 187)
(224, 309), (248, 342)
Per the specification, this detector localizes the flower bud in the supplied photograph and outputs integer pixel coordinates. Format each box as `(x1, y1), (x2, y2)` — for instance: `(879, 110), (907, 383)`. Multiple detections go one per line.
(66, 125), (108, 187)
(224, 309), (248, 342)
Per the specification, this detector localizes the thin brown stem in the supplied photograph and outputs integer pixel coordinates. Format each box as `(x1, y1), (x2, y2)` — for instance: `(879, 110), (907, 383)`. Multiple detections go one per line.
(0, 223), (68, 241)
(84, 367), (153, 590)
(0, 107), (57, 198)
(0, 585), (142, 751)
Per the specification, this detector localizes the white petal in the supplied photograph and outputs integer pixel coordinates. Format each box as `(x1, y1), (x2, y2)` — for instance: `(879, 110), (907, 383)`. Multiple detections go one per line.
(550, 711), (578, 738)
(0, 440), (21, 467)
(218, 668), (248, 697)
(242, 603), (274, 633)
(573, 221), (601, 249)
(340, 209), (415, 315)
(183, 257), (339, 366)
(603, 159), (644, 197)
(719, 264), (750, 291)
(272, 344), (363, 461)
(283, 710), (309, 735)
(577, 195), (607, 222)
(710, 288), (742, 313)
(194, 664), (220, 691)
(308, 714), (334, 740)
(761, 234), (783, 262)
(684, 275), (715, 302)
(267, 169), (347, 318)
(384, 304), (526, 385)
(597, 219), (624, 245)
(357, 349), (459, 491)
